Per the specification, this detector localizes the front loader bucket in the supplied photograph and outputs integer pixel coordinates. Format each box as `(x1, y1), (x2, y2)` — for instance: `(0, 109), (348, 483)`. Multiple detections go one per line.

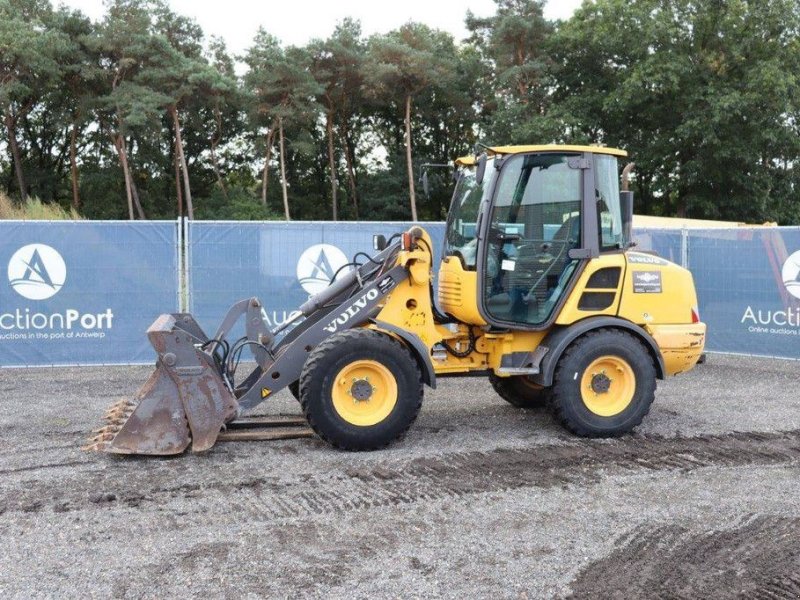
(85, 314), (238, 455)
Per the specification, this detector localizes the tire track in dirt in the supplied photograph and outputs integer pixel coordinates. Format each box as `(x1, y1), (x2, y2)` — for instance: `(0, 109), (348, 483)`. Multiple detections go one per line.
(3, 429), (800, 521)
(568, 515), (800, 599)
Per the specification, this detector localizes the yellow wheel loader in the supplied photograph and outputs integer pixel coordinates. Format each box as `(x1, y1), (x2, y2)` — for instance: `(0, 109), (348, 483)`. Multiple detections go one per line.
(87, 145), (706, 455)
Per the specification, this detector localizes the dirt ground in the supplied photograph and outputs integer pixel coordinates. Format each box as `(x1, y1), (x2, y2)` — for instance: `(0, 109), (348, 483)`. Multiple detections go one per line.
(1, 354), (799, 599)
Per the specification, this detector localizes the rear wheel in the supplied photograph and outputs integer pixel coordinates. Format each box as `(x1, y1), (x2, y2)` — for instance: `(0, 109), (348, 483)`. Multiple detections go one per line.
(489, 373), (550, 408)
(551, 329), (656, 437)
(299, 328), (423, 450)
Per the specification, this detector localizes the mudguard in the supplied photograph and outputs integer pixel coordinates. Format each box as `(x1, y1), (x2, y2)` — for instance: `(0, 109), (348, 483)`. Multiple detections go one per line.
(530, 316), (666, 387)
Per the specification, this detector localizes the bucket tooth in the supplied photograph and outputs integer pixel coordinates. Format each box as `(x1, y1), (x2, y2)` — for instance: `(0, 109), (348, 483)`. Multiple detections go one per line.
(104, 408), (132, 422)
(86, 432), (114, 444)
(104, 400), (134, 419)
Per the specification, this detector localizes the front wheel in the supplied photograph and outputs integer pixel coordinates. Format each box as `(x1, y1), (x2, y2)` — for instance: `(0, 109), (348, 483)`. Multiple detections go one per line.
(299, 328), (423, 450)
(551, 329), (656, 437)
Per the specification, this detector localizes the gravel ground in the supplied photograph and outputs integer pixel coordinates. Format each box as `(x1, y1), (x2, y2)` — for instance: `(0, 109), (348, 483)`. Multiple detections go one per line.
(1, 354), (799, 599)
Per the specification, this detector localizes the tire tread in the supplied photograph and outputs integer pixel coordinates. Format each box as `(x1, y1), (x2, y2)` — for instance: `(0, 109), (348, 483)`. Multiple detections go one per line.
(551, 328), (656, 438)
(299, 328), (423, 451)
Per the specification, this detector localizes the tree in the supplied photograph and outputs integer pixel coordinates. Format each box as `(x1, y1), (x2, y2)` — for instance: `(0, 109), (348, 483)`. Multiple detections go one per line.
(551, 0), (800, 222)
(466, 0), (556, 143)
(146, 6), (210, 219)
(308, 19), (368, 220)
(364, 23), (455, 221)
(0, 0), (65, 200)
(50, 6), (97, 209)
(203, 37), (239, 203)
(244, 30), (321, 220)
(91, 0), (167, 219)
(2, 0), (797, 225)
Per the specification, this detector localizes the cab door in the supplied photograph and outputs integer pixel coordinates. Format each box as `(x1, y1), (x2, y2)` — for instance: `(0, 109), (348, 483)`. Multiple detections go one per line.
(479, 152), (586, 328)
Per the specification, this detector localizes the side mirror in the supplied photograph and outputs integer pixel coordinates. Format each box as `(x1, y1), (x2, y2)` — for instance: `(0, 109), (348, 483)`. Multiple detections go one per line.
(475, 154), (487, 185)
(421, 171), (430, 197)
(373, 234), (387, 252)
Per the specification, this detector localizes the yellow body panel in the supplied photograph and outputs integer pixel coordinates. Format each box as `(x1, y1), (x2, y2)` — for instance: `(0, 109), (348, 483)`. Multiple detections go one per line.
(647, 323), (706, 376)
(555, 254), (627, 325)
(617, 252), (699, 326)
(437, 257), (486, 326)
(476, 331), (547, 374)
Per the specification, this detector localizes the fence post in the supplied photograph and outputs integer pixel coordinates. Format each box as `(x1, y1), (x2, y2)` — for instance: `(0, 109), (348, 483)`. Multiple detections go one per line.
(183, 217), (190, 313)
(176, 216), (183, 312)
(681, 227), (689, 269)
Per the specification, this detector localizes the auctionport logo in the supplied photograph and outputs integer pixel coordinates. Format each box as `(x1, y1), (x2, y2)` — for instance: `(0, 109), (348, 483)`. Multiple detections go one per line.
(3, 243), (114, 340)
(296, 243), (350, 295)
(8, 244), (66, 300)
(741, 249), (800, 335)
(783, 250), (800, 300)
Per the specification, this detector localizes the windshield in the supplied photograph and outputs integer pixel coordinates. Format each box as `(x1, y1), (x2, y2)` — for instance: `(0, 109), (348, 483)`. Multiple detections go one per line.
(444, 158), (496, 269)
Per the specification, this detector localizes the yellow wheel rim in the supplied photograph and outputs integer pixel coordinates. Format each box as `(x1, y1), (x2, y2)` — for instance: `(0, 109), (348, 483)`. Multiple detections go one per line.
(580, 355), (636, 417)
(331, 359), (398, 427)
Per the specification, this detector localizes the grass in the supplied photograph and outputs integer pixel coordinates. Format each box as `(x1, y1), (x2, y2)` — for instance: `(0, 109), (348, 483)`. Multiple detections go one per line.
(0, 192), (82, 220)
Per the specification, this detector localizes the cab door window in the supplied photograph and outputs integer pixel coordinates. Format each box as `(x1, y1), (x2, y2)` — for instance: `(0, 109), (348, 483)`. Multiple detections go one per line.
(483, 153), (582, 326)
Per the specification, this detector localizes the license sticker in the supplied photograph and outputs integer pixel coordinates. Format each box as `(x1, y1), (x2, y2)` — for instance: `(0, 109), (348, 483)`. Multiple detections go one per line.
(633, 271), (662, 293)
(501, 259), (516, 271)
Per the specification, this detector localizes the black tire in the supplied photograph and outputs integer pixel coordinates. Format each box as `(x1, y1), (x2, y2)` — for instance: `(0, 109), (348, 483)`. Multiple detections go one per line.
(299, 328), (423, 451)
(551, 329), (656, 438)
(288, 381), (300, 401)
(489, 373), (550, 408)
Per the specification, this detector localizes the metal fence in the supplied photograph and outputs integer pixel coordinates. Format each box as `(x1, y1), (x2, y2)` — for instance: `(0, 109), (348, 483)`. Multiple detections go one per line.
(683, 227), (800, 359)
(1, 219), (798, 366)
(0, 220), (180, 366)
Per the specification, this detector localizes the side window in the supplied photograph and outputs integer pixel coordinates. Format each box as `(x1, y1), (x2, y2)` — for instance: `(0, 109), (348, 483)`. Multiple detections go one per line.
(595, 155), (623, 250)
(444, 161), (496, 269)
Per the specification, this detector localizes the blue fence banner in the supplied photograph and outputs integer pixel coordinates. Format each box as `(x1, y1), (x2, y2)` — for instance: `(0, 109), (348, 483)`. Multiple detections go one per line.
(0, 221), (179, 366)
(187, 221), (445, 338)
(687, 227), (800, 359)
(2, 219), (800, 367)
(633, 228), (685, 266)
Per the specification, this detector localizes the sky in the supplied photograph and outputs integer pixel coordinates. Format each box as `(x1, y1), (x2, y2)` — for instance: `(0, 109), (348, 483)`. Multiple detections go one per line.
(56, 0), (582, 55)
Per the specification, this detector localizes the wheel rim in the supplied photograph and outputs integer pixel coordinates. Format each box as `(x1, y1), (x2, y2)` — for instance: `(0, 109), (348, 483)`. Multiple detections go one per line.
(331, 359), (398, 426)
(580, 355), (635, 417)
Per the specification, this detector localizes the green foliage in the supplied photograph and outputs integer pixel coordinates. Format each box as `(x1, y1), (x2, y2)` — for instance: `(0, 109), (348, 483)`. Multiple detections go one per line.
(551, 0), (800, 222)
(0, 0), (798, 224)
(194, 185), (280, 220)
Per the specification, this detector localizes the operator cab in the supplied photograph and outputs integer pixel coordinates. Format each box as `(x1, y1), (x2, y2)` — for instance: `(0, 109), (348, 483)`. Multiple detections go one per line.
(442, 145), (631, 330)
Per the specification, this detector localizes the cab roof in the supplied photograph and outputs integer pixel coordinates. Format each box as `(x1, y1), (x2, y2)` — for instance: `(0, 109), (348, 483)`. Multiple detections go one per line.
(454, 144), (628, 166)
